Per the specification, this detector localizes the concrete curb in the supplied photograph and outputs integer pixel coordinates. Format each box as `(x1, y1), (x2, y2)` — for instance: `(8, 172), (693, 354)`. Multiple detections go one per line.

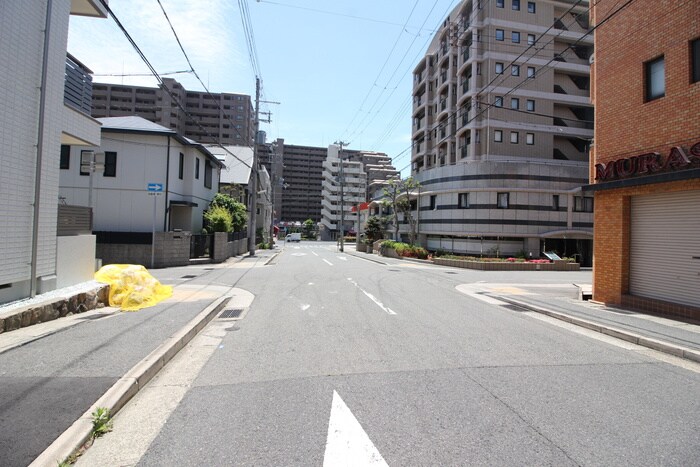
(29, 295), (231, 467)
(499, 296), (700, 364)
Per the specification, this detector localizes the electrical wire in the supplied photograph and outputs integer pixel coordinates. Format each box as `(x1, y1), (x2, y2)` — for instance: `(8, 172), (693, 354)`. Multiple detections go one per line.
(97, 0), (252, 169)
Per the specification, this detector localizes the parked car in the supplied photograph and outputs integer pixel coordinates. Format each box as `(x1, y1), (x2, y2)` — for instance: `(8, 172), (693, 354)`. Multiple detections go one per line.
(286, 232), (301, 242)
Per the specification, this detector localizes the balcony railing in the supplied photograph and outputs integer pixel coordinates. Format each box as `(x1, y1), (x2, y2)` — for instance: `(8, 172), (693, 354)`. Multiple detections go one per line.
(64, 54), (93, 115)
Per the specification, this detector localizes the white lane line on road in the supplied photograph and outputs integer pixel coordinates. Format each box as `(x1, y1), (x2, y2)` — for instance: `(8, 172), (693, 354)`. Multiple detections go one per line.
(323, 259), (334, 266)
(312, 251), (319, 257)
(324, 391), (388, 467)
(347, 278), (397, 315)
(337, 256), (348, 261)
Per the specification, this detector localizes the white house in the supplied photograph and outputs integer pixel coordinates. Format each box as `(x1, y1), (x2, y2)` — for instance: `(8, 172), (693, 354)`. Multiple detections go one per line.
(59, 117), (224, 235)
(0, 1), (107, 304)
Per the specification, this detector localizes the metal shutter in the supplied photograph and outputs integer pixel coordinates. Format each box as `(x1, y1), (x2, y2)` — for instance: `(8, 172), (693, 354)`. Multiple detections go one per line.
(630, 190), (700, 307)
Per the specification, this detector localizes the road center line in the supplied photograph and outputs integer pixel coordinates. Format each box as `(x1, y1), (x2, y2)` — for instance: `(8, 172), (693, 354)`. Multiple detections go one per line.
(347, 278), (397, 315)
(323, 259), (333, 266)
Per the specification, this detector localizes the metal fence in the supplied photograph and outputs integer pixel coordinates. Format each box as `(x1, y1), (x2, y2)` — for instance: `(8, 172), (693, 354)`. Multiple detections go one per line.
(64, 54), (92, 115)
(190, 234), (213, 259)
(57, 205), (92, 236)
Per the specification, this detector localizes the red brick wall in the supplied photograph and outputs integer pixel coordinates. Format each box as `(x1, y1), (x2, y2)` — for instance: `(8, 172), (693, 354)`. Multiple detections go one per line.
(590, 0), (700, 319)
(592, 0), (700, 173)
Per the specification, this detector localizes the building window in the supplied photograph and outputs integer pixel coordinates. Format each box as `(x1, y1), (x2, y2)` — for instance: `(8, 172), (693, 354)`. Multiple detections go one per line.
(552, 195), (560, 211)
(496, 29), (504, 41)
(497, 192), (509, 208)
(692, 38), (700, 83)
(512, 31), (520, 44)
(574, 196), (594, 212)
(526, 99), (535, 111)
(527, 66), (536, 78)
(204, 160), (213, 188)
(178, 152), (184, 179)
(526, 132), (534, 145)
(512, 65), (520, 76)
(510, 131), (519, 144)
(512, 0), (520, 11)
(104, 152), (117, 177)
(496, 62), (504, 74)
(429, 195), (437, 210)
(497, 0), (504, 7)
(527, 1), (536, 13)
(645, 56), (665, 101)
(511, 97), (519, 109)
(195, 158), (200, 179)
(60, 145), (70, 170)
(494, 130), (503, 142)
(458, 193), (470, 209)
(527, 34), (536, 46)
(495, 96), (503, 107)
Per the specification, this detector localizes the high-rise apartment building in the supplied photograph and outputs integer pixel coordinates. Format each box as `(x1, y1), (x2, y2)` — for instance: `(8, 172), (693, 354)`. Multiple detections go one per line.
(258, 139), (397, 225)
(91, 78), (254, 146)
(320, 145), (367, 240)
(410, 0), (594, 263)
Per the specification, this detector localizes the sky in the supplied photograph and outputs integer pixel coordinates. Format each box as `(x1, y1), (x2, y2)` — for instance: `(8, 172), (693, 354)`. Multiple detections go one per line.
(68, 0), (461, 176)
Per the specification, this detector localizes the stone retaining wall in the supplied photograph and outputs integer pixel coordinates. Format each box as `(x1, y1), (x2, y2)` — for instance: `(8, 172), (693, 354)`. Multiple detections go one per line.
(0, 285), (110, 334)
(433, 258), (580, 271)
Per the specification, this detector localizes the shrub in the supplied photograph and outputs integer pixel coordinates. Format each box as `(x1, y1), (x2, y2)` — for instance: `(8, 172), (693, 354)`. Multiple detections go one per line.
(204, 206), (233, 232)
(381, 241), (428, 259)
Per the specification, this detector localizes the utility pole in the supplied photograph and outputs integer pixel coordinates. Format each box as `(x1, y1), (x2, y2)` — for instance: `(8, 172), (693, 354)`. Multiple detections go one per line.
(334, 140), (348, 252)
(247, 77), (261, 257)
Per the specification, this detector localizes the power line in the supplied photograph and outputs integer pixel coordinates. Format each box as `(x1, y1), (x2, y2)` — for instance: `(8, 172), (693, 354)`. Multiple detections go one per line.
(97, 0), (252, 169)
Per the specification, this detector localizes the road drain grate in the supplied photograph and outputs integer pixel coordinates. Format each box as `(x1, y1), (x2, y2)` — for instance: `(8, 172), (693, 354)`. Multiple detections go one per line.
(445, 271), (457, 274)
(181, 275), (197, 279)
(220, 308), (244, 319)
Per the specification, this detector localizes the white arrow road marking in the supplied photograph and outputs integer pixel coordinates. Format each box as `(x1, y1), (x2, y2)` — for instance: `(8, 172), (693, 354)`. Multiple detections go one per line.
(301, 304), (310, 311)
(347, 278), (397, 315)
(324, 391), (388, 467)
(323, 259), (334, 266)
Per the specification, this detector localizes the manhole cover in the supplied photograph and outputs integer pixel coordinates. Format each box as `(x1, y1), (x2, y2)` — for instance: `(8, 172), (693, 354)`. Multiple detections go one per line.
(220, 308), (244, 319)
(181, 275), (197, 279)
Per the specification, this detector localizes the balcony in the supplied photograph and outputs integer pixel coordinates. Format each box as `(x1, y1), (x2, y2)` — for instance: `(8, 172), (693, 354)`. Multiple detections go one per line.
(64, 54), (93, 116)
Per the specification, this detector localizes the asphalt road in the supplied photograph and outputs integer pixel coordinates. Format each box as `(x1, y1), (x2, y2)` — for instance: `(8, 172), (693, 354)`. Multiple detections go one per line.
(80, 242), (700, 465)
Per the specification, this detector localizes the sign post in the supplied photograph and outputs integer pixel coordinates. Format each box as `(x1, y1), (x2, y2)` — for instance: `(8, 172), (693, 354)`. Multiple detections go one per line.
(147, 183), (164, 268)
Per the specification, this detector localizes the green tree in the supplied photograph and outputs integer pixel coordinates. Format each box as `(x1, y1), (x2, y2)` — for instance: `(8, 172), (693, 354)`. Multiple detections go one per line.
(364, 215), (383, 243)
(210, 193), (247, 232)
(382, 177), (421, 244)
(302, 218), (315, 238)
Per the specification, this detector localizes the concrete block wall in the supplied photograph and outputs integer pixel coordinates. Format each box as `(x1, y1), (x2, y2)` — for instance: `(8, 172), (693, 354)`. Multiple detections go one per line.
(153, 232), (191, 268)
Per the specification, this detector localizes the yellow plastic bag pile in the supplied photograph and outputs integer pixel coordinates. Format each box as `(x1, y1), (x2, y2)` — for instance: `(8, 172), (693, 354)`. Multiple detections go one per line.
(95, 264), (173, 311)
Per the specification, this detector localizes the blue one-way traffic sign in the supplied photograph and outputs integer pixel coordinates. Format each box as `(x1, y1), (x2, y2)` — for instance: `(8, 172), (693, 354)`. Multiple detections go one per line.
(147, 183), (164, 192)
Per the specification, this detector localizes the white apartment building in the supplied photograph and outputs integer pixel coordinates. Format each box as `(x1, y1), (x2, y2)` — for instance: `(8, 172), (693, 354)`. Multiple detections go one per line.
(0, 1), (107, 304)
(409, 0), (594, 264)
(320, 145), (367, 241)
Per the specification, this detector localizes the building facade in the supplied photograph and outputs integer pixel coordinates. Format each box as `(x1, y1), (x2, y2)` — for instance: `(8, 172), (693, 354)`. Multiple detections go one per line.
(320, 145), (367, 240)
(59, 117), (223, 234)
(410, 0), (594, 262)
(586, 0), (700, 320)
(258, 139), (397, 225)
(91, 78), (255, 146)
(0, 0), (107, 304)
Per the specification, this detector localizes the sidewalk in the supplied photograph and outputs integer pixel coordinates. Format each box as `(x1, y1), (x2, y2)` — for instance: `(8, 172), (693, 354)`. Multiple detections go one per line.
(0, 251), (275, 467)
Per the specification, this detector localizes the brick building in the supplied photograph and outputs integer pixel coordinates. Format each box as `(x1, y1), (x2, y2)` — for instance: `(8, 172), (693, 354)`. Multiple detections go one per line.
(585, 0), (700, 320)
